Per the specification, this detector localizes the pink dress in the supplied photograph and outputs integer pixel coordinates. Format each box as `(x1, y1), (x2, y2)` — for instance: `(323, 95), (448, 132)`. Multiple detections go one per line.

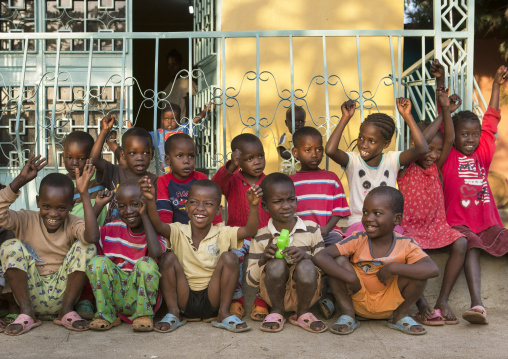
(397, 162), (462, 249)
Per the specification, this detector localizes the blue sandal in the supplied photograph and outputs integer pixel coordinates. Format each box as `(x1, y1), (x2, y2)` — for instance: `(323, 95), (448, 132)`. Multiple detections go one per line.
(330, 315), (360, 335)
(211, 315), (251, 333)
(154, 313), (187, 333)
(318, 298), (335, 319)
(387, 316), (426, 335)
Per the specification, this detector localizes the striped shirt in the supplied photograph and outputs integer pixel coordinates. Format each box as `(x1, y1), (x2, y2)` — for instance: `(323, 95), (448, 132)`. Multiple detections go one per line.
(290, 170), (350, 234)
(98, 220), (167, 272)
(246, 217), (324, 287)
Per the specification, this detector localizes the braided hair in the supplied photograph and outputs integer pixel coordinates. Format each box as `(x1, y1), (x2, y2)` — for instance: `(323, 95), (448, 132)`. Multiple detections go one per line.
(360, 113), (396, 142)
(452, 110), (480, 128)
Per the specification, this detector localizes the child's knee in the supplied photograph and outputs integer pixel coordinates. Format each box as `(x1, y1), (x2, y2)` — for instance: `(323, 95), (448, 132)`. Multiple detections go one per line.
(219, 251), (239, 267)
(134, 256), (158, 274)
(158, 251), (178, 270)
(452, 237), (468, 255)
(265, 258), (289, 279)
(73, 240), (97, 260)
(0, 238), (22, 256)
(293, 260), (318, 284)
(335, 255), (351, 267)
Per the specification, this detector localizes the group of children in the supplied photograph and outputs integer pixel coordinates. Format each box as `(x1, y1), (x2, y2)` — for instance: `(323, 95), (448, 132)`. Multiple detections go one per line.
(0, 60), (506, 337)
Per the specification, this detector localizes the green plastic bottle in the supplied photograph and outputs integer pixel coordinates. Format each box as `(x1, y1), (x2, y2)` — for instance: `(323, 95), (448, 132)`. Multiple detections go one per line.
(275, 229), (290, 258)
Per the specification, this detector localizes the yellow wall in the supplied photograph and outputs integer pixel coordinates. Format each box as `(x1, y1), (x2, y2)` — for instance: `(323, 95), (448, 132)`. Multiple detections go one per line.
(219, 0), (404, 195)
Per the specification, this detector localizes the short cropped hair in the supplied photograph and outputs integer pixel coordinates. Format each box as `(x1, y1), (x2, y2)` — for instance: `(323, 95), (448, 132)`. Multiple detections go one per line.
(161, 103), (182, 121)
(260, 172), (294, 202)
(366, 186), (404, 214)
(39, 173), (74, 201)
(164, 133), (194, 155)
(452, 110), (480, 128)
(117, 178), (141, 196)
(292, 126), (322, 148)
(285, 105), (306, 121)
(64, 131), (95, 154)
(189, 179), (222, 203)
(231, 133), (263, 152)
(121, 127), (153, 149)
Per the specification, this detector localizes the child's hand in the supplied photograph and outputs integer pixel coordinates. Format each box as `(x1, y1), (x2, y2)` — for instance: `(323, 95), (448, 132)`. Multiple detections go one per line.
(346, 278), (362, 296)
(396, 97), (412, 117)
(282, 246), (309, 264)
(231, 149), (242, 168)
(75, 159), (95, 195)
(94, 189), (113, 208)
(138, 176), (155, 201)
(259, 241), (277, 266)
(376, 263), (394, 286)
(139, 197), (147, 216)
(493, 65), (508, 86)
(101, 115), (115, 133)
(340, 100), (356, 119)
(320, 226), (330, 238)
(449, 94), (462, 113)
(246, 185), (263, 206)
(18, 154), (47, 185)
(430, 59), (445, 79)
(436, 86), (450, 108)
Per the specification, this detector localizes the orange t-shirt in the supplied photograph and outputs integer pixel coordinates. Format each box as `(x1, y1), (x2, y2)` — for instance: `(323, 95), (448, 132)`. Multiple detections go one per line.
(335, 231), (428, 293)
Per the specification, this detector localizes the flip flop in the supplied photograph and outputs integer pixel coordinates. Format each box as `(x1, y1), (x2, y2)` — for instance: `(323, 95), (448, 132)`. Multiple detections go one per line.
(89, 317), (122, 331)
(413, 309), (445, 326)
(260, 313), (285, 333)
(462, 305), (488, 325)
(53, 311), (89, 332)
(289, 312), (328, 333)
(318, 298), (335, 319)
(211, 315), (251, 333)
(75, 300), (95, 320)
(4, 314), (42, 336)
(230, 302), (245, 319)
(4, 313), (19, 324)
(445, 318), (460, 325)
(154, 313), (187, 333)
(330, 315), (360, 335)
(250, 305), (269, 322)
(132, 316), (153, 332)
(387, 316), (426, 335)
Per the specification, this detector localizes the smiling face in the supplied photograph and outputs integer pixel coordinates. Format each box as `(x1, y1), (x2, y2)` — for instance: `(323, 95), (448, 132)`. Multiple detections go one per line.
(161, 109), (180, 131)
(454, 119), (481, 156)
(416, 132), (443, 169)
(165, 138), (195, 180)
(63, 141), (90, 179)
(36, 185), (74, 233)
(292, 134), (323, 171)
(357, 123), (390, 166)
(121, 135), (153, 175)
(185, 185), (222, 231)
(262, 181), (297, 227)
(238, 142), (265, 182)
(116, 184), (144, 233)
(361, 193), (401, 240)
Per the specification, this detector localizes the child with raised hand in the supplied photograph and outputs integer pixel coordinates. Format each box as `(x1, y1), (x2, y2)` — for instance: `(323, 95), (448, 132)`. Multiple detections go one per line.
(0, 156), (99, 335)
(247, 173), (327, 333)
(440, 65), (508, 325)
(156, 133), (222, 225)
(86, 179), (166, 332)
(212, 133), (271, 321)
(140, 177), (261, 333)
(91, 115), (158, 223)
(313, 186), (439, 336)
(325, 99), (429, 237)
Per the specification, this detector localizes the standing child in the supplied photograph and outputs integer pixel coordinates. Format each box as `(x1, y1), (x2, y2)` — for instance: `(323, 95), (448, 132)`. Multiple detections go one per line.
(86, 180), (166, 332)
(0, 156), (99, 335)
(212, 133), (271, 321)
(440, 65), (508, 324)
(140, 178), (261, 333)
(278, 105), (307, 161)
(325, 99), (429, 237)
(247, 173), (327, 333)
(313, 187), (439, 335)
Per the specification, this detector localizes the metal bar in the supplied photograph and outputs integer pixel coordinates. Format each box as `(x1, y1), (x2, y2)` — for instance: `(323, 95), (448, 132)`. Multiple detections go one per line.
(221, 36), (226, 165)
(421, 36), (425, 122)
(389, 36), (400, 139)
(322, 35), (330, 170)
(83, 37), (93, 132)
(465, 1), (475, 110)
(255, 34), (260, 136)
(433, 0), (442, 62)
(153, 37), (160, 174)
(356, 36), (364, 121)
(49, 38), (61, 171)
(289, 35), (295, 172)
(188, 37), (193, 135)
(118, 38), (127, 143)
(397, 36), (403, 149)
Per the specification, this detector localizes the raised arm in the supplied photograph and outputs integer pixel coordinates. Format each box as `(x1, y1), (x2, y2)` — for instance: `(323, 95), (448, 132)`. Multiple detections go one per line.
(93, 189), (113, 219)
(237, 185), (262, 240)
(9, 154), (47, 193)
(396, 98), (429, 167)
(430, 59), (446, 90)
(490, 65), (508, 111)
(436, 92), (458, 169)
(91, 115), (115, 173)
(139, 199), (163, 258)
(325, 100), (355, 168)
(75, 160), (100, 244)
(139, 176), (171, 239)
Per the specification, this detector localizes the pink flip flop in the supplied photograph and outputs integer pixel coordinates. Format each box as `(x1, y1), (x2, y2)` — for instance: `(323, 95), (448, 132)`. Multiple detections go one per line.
(260, 313), (285, 333)
(462, 305), (488, 325)
(413, 309), (445, 326)
(289, 312), (328, 333)
(4, 314), (42, 336)
(53, 311), (89, 331)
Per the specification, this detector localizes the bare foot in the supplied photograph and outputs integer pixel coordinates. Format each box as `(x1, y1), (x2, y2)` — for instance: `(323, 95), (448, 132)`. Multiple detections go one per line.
(416, 300), (435, 321)
(261, 319), (281, 330)
(435, 300), (457, 321)
(57, 311), (88, 330)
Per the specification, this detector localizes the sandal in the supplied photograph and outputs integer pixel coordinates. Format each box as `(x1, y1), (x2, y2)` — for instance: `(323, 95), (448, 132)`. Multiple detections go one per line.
(53, 311), (89, 332)
(75, 300), (95, 320)
(4, 313), (19, 324)
(260, 313), (285, 333)
(462, 305), (488, 325)
(330, 315), (360, 335)
(413, 309), (445, 326)
(211, 315), (251, 333)
(4, 314), (42, 336)
(318, 298), (335, 319)
(154, 313), (187, 333)
(230, 302), (245, 319)
(89, 317), (122, 331)
(250, 305), (269, 322)
(289, 312), (328, 333)
(132, 316), (153, 332)
(387, 316), (426, 335)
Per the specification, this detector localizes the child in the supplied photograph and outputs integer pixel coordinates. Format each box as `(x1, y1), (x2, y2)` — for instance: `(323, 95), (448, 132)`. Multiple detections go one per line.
(91, 115), (158, 223)
(0, 182), (15, 331)
(278, 105), (306, 161)
(313, 186), (439, 335)
(325, 99), (429, 237)
(156, 133), (222, 225)
(86, 179), (167, 332)
(440, 65), (508, 324)
(212, 133), (271, 321)
(150, 103), (188, 165)
(246, 173), (327, 333)
(0, 156), (99, 335)
(140, 178), (261, 333)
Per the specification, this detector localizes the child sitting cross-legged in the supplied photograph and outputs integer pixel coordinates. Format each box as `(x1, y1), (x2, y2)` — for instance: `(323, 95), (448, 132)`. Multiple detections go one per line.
(313, 186), (439, 336)
(86, 179), (167, 332)
(246, 173), (327, 333)
(140, 177), (261, 333)
(0, 156), (99, 335)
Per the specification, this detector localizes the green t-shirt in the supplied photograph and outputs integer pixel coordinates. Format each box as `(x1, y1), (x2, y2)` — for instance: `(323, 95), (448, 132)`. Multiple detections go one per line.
(71, 173), (107, 226)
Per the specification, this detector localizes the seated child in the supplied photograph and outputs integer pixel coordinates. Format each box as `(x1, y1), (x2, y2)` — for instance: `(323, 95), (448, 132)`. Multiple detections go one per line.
(86, 179), (166, 332)
(313, 186), (439, 336)
(212, 133), (271, 320)
(156, 133), (221, 225)
(91, 115), (158, 223)
(0, 182), (15, 331)
(0, 156), (99, 335)
(246, 173), (327, 333)
(325, 99), (428, 237)
(140, 177), (261, 333)
(278, 105), (306, 161)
